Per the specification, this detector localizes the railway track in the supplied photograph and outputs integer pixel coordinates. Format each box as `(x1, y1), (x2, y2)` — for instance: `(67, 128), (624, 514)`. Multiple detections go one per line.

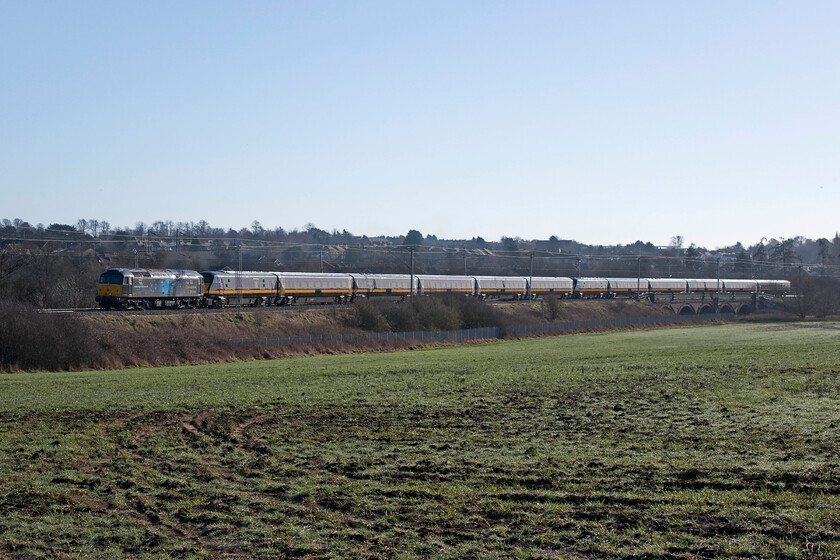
(38, 293), (774, 317)
(39, 297), (533, 317)
(38, 303), (333, 317)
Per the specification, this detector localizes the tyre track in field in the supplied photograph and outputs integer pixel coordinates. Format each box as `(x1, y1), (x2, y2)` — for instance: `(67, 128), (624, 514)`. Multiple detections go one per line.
(60, 414), (209, 554)
(92, 410), (274, 555)
(122, 409), (278, 555)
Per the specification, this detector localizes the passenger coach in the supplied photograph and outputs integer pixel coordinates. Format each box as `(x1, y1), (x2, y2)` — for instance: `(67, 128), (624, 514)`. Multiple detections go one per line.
(474, 276), (528, 300)
(528, 277), (574, 298)
(416, 275), (476, 295)
(201, 270), (354, 306)
(349, 274), (415, 298)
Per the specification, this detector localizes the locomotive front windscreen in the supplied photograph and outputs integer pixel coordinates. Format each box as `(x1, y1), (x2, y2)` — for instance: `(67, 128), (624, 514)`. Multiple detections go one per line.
(99, 270), (123, 284)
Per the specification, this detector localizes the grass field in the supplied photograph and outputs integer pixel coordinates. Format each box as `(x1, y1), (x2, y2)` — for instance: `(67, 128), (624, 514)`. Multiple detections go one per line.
(2, 322), (840, 559)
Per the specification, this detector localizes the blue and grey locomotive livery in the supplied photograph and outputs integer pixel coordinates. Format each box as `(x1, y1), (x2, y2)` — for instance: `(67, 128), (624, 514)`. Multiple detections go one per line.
(96, 268), (204, 310)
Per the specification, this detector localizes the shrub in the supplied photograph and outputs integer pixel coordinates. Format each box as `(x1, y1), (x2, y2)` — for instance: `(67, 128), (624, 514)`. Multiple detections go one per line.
(379, 301), (420, 332)
(0, 300), (97, 371)
(348, 299), (390, 332)
(452, 295), (505, 329)
(410, 296), (461, 331)
(795, 276), (840, 318)
(347, 296), (505, 333)
(540, 296), (561, 321)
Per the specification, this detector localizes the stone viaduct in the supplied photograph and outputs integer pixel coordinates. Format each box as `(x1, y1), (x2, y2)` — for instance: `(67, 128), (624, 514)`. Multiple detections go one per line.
(653, 293), (775, 315)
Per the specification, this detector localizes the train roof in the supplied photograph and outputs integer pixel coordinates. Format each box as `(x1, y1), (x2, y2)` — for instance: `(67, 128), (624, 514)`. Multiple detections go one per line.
(605, 278), (648, 288)
(104, 268), (203, 279)
(201, 270), (280, 278)
(414, 274), (474, 279)
(529, 276), (574, 281)
(348, 273), (412, 278)
(276, 272), (353, 277)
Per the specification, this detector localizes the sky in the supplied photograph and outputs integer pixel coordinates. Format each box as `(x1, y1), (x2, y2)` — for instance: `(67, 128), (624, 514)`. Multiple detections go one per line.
(2, 1), (838, 249)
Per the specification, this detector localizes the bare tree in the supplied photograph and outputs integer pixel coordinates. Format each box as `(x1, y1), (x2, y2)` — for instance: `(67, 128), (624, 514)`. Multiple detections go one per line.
(734, 249), (751, 276)
(817, 238), (833, 268)
(794, 276), (840, 318)
(670, 235), (684, 253)
(770, 238), (799, 267)
(501, 236), (519, 252)
(752, 240), (767, 262)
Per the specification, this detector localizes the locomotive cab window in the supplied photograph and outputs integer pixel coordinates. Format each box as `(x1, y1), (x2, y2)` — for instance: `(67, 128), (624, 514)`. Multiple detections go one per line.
(99, 271), (123, 284)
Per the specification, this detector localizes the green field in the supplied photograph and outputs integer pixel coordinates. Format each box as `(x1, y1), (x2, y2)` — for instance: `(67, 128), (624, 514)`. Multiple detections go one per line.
(2, 322), (840, 559)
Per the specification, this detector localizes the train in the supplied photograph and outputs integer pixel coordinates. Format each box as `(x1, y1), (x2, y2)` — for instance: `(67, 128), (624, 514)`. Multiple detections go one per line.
(95, 267), (791, 310)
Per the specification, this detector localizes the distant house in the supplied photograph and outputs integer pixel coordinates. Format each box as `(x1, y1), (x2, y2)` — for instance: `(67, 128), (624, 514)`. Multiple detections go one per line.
(534, 239), (576, 253)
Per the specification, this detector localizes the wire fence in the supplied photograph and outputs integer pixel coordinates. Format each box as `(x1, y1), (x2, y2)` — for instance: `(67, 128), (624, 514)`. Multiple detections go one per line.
(232, 313), (733, 348)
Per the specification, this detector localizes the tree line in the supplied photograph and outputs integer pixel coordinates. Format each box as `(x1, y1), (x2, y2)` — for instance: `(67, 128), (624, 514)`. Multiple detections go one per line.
(2, 216), (839, 314)
(4, 217), (840, 265)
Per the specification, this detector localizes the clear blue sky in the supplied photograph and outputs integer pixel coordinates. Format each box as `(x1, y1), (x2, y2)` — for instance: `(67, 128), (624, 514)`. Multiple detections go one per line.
(2, 1), (838, 248)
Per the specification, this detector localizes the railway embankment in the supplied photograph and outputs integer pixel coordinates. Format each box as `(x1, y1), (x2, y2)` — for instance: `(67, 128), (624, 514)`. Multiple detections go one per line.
(0, 298), (773, 373)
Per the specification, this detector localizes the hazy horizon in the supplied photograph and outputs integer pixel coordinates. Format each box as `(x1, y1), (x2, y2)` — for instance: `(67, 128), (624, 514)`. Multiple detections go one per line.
(4, 214), (831, 253)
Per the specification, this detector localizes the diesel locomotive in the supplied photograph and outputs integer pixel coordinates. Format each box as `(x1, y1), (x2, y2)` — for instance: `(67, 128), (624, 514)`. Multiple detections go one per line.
(96, 268), (204, 310)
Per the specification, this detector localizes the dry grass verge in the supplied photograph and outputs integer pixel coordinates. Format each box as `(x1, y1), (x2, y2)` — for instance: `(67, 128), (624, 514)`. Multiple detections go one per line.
(2, 298), (704, 372)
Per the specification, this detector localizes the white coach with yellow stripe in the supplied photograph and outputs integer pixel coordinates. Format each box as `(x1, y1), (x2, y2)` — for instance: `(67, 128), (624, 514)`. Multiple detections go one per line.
(201, 270), (354, 306)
